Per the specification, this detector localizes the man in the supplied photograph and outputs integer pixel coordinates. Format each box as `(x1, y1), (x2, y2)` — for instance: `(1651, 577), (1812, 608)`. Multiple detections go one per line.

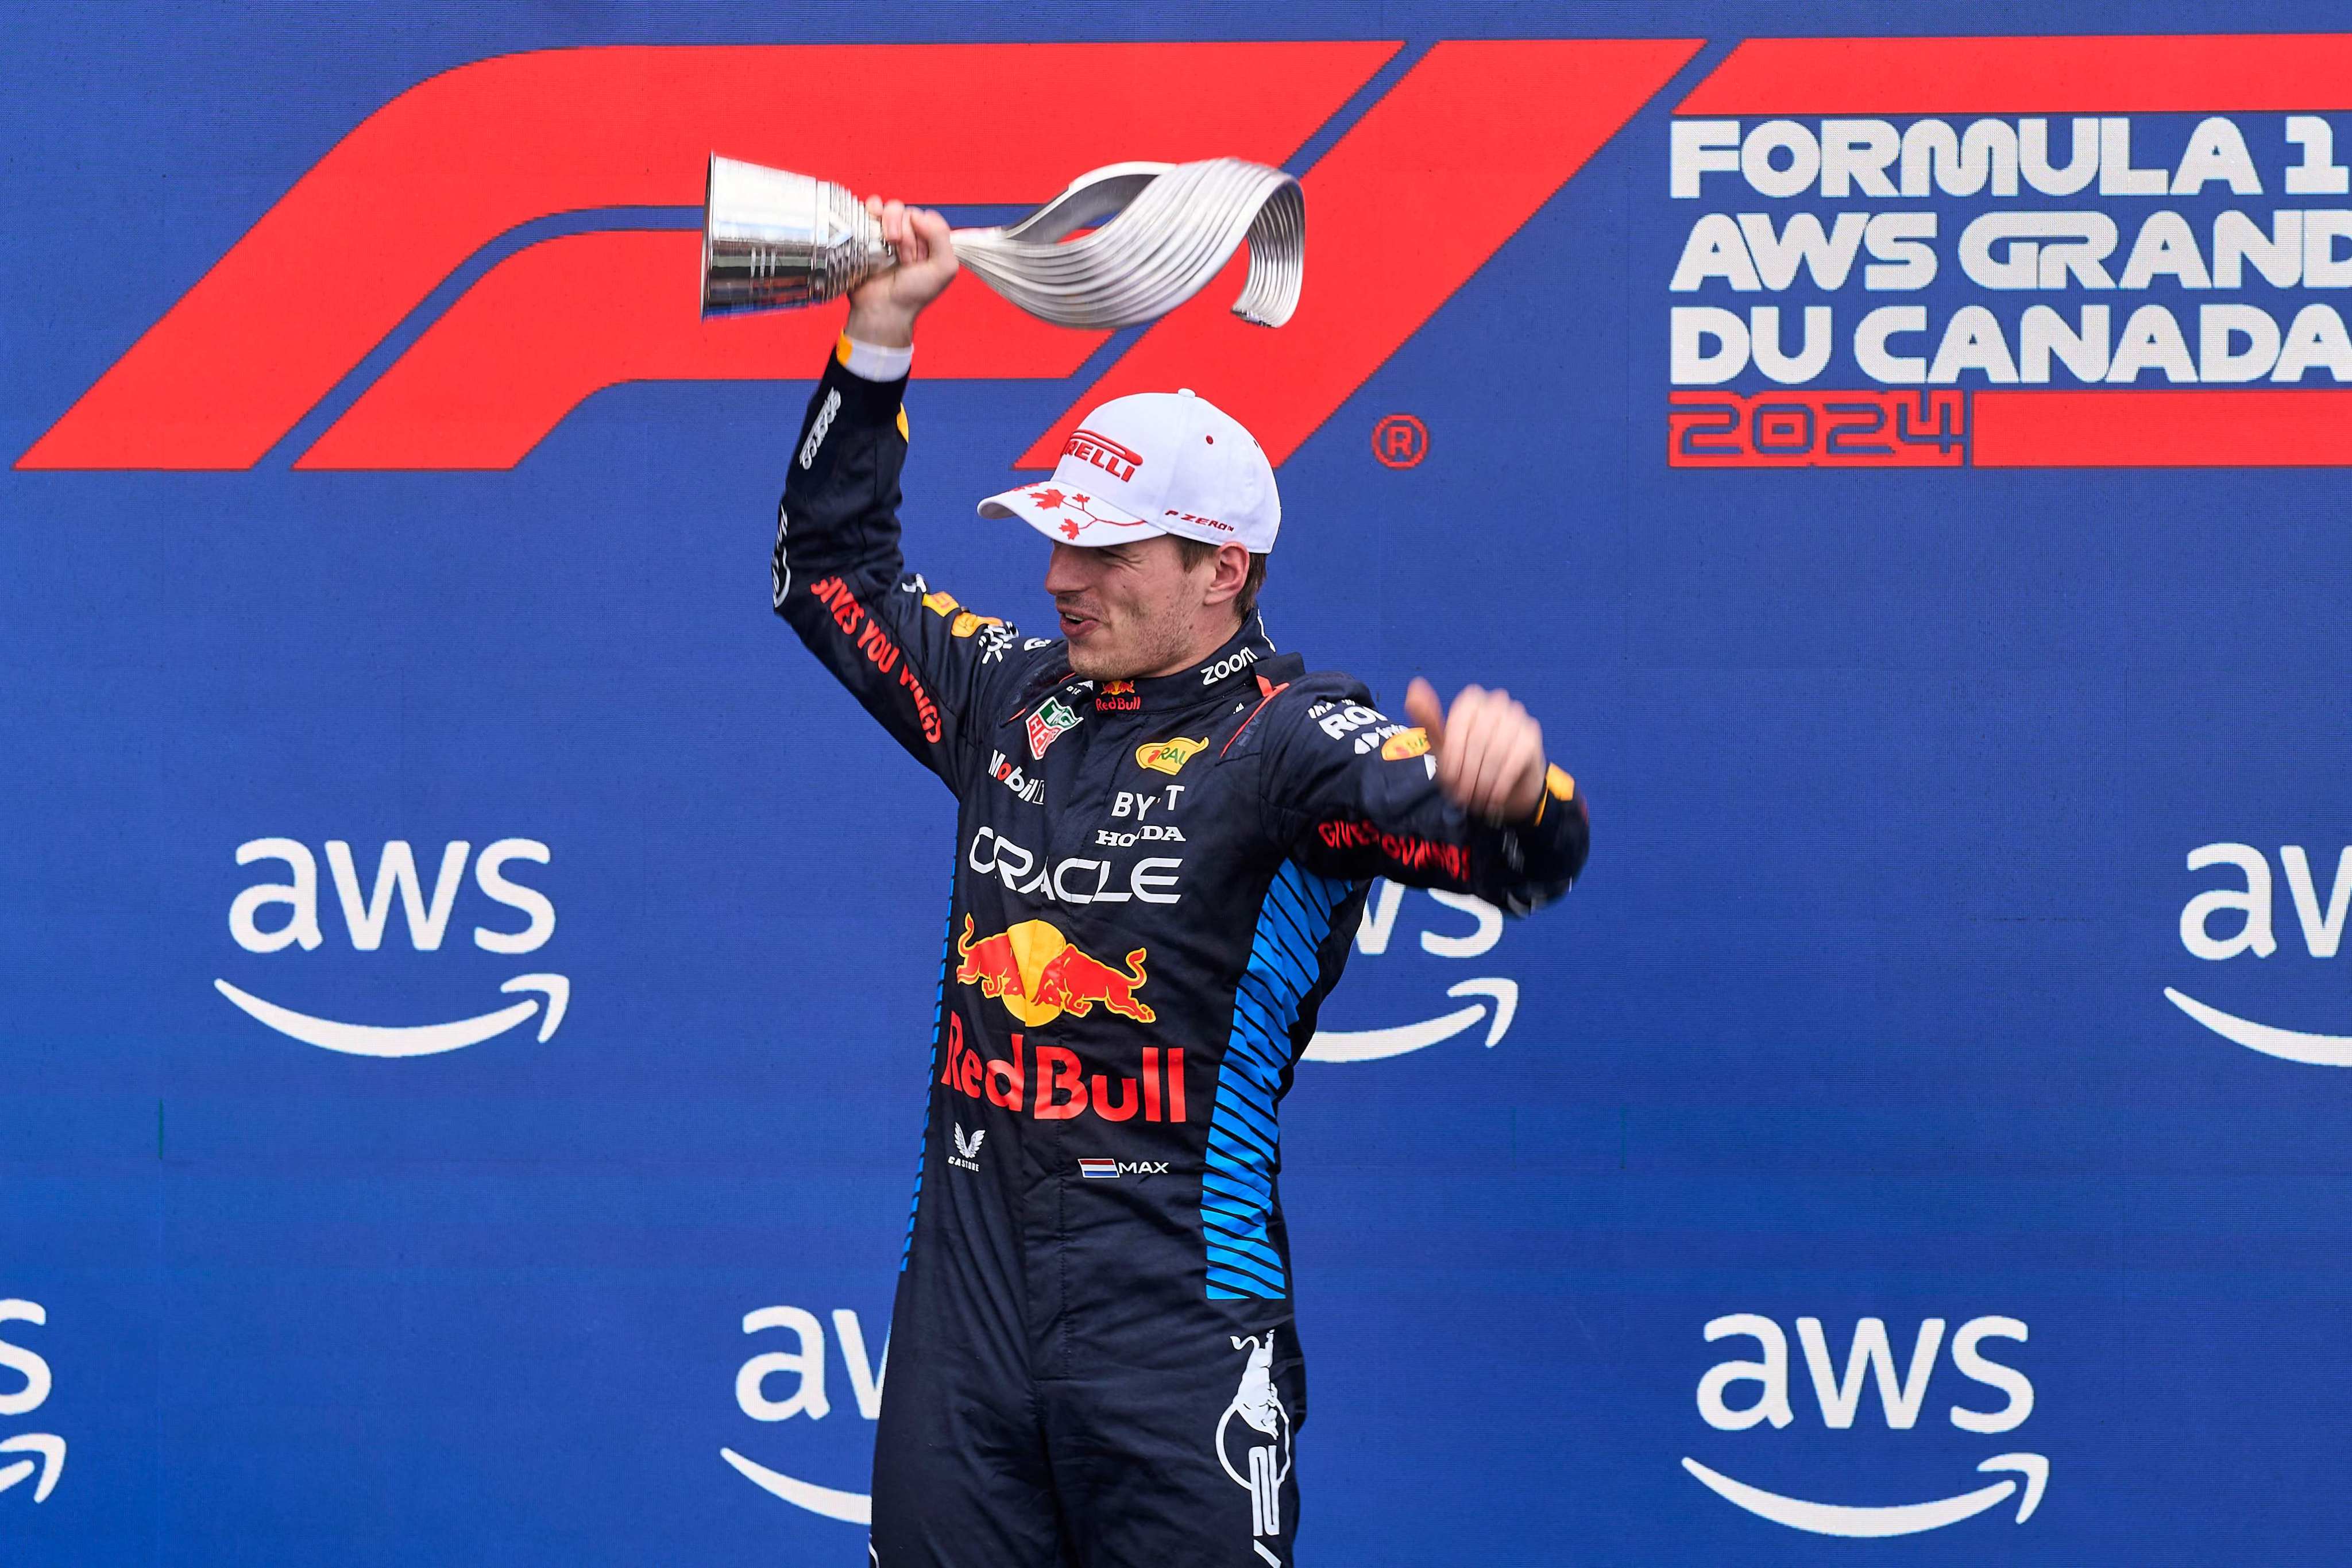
(773, 198), (1588, 1568)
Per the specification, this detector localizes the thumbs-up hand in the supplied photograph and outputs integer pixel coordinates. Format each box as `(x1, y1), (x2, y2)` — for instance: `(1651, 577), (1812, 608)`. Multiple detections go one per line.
(1404, 677), (1548, 825)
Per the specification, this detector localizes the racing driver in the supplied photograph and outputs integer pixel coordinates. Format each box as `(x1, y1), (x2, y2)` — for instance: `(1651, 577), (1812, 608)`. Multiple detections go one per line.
(771, 198), (1589, 1567)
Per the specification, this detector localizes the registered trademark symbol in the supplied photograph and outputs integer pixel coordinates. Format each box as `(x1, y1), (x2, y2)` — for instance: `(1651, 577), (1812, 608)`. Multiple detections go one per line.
(1372, 414), (1427, 469)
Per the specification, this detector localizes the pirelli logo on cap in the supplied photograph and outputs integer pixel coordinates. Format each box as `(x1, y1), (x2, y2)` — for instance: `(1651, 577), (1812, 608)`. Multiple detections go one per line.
(1064, 427), (1144, 482)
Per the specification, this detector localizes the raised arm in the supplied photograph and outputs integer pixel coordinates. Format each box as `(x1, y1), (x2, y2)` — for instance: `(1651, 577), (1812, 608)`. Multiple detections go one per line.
(1260, 677), (1588, 915)
(771, 201), (1040, 786)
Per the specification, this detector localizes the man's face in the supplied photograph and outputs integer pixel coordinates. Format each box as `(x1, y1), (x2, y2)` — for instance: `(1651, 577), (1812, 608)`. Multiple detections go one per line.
(1042, 536), (1216, 681)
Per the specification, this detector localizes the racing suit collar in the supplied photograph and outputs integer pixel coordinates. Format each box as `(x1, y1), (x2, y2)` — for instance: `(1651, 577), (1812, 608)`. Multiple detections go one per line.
(1019, 618), (1295, 722)
(1114, 618), (1286, 711)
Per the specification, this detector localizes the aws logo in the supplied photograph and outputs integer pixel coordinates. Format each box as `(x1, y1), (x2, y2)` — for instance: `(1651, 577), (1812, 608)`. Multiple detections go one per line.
(0, 1301), (64, 1505)
(1687, 1312), (2044, 1539)
(13, 39), (1699, 473)
(218, 837), (566, 1057)
(2166, 841), (2352, 1065)
(1304, 880), (1515, 1063)
(721, 1303), (887, 1526)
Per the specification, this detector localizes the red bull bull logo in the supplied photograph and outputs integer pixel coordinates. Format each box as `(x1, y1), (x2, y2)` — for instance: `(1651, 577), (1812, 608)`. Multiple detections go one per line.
(937, 1014), (1187, 1124)
(955, 916), (1155, 1025)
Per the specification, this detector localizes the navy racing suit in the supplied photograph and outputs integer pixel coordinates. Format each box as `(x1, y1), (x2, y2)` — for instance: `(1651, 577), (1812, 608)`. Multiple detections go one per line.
(772, 342), (1589, 1568)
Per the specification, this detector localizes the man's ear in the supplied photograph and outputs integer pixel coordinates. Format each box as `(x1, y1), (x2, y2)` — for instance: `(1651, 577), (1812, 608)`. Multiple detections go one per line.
(1201, 543), (1250, 607)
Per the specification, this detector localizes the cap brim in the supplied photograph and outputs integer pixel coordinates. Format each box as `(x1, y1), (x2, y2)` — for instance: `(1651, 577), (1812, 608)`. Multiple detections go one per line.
(978, 481), (1165, 547)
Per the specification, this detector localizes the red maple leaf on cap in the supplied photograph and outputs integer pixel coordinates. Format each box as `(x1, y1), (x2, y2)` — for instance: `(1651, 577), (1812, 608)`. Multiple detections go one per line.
(1031, 488), (1065, 510)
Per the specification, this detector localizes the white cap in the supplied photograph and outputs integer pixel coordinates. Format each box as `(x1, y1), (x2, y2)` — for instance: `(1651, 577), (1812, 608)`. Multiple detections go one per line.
(978, 389), (1280, 553)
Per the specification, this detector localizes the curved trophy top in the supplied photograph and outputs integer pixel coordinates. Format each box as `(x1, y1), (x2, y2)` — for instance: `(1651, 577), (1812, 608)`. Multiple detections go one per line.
(995, 163), (1173, 245)
(954, 157), (1304, 330)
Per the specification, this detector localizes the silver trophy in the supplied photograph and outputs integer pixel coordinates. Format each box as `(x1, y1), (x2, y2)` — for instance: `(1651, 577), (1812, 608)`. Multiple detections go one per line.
(701, 155), (1303, 330)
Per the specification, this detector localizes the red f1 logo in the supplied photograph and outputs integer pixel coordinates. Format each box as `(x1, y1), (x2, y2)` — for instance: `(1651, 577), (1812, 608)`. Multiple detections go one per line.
(17, 39), (1700, 473)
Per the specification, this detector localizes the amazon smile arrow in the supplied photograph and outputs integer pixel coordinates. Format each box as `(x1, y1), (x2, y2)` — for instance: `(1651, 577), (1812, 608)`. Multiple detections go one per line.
(214, 974), (569, 1057)
(721, 1447), (871, 1525)
(1304, 978), (1517, 1063)
(2164, 986), (2352, 1067)
(1682, 1453), (2047, 1538)
(0, 1435), (64, 1504)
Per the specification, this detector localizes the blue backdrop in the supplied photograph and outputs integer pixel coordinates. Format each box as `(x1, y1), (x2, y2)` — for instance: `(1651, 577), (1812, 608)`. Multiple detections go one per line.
(8, 3), (2352, 1562)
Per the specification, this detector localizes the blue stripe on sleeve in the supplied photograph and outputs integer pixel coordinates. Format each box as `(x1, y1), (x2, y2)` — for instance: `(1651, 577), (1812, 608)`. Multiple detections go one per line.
(902, 876), (956, 1272)
(1200, 861), (1351, 1300)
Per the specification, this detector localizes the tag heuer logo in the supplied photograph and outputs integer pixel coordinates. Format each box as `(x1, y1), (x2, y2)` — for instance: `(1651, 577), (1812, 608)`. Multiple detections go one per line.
(1028, 697), (1083, 759)
(1136, 736), (1208, 775)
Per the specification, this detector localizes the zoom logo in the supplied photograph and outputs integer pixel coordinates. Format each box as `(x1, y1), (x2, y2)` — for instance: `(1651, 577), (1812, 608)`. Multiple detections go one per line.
(1685, 1313), (2044, 1539)
(216, 837), (566, 1057)
(2166, 841), (2352, 1065)
(1199, 646), (1259, 685)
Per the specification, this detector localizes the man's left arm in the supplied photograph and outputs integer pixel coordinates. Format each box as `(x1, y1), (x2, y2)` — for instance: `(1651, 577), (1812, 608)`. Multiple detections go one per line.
(1261, 678), (1588, 916)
